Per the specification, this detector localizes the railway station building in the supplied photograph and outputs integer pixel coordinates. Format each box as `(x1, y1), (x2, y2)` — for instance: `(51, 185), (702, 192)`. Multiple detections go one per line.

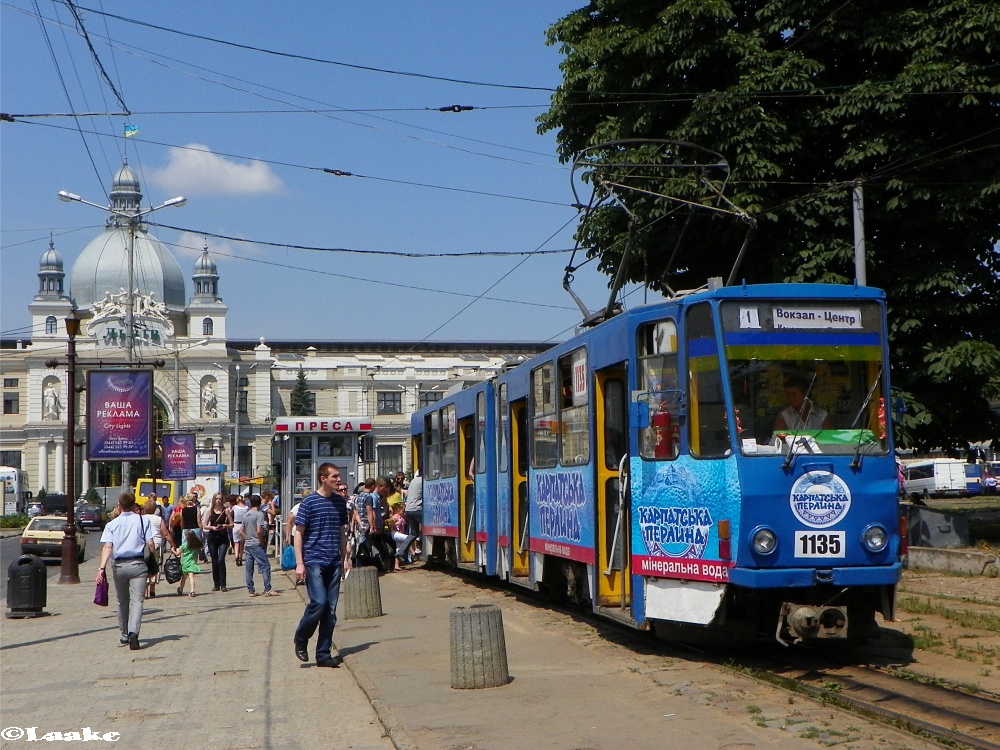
(0, 164), (549, 503)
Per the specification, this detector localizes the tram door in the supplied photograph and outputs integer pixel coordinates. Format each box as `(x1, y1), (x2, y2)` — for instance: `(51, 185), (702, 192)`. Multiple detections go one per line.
(510, 400), (530, 578)
(595, 366), (631, 608)
(458, 418), (476, 564)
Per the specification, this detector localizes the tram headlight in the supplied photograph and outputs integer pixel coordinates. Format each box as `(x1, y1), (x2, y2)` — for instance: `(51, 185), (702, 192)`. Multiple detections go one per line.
(751, 527), (777, 555)
(862, 524), (888, 553)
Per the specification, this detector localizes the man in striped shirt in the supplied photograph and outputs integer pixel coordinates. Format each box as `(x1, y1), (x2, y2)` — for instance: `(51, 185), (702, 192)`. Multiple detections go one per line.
(293, 463), (348, 668)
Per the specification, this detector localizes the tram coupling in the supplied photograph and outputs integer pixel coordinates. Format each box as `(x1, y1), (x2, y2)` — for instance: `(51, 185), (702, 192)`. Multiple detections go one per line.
(776, 602), (847, 646)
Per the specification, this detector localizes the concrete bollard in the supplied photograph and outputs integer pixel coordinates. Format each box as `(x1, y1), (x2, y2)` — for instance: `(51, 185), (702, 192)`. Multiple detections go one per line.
(450, 604), (510, 689)
(342, 566), (383, 620)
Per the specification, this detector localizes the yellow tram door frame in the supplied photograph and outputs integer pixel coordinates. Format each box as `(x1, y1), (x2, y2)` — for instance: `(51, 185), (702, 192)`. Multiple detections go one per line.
(458, 417), (476, 563)
(509, 400), (530, 577)
(595, 367), (630, 608)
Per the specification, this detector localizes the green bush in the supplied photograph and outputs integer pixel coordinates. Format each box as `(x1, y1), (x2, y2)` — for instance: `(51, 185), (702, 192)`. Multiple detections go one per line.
(1, 514), (28, 529)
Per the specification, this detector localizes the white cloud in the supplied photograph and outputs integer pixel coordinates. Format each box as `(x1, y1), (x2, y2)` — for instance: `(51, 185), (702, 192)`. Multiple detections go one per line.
(149, 144), (283, 196)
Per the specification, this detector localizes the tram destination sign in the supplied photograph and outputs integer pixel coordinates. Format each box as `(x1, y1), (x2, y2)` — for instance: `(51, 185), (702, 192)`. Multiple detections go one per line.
(771, 305), (862, 330)
(273, 417), (372, 434)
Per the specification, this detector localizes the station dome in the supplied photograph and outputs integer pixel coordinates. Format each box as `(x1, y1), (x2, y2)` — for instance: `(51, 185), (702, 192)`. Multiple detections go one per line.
(39, 241), (64, 271)
(68, 163), (186, 310)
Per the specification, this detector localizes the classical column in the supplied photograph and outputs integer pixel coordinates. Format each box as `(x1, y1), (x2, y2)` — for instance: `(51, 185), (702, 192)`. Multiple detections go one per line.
(38, 442), (49, 492)
(54, 441), (65, 494)
(81, 458), (91, 494)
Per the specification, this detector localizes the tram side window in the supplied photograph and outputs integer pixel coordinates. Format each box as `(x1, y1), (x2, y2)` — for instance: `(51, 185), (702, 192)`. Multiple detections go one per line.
(424, 412), (441, 479)
(498, 385), (509, 474)
(531, 363), (558, 468)
(475, 392), (487, 474)
(441, 404), (458, 478)
(559, 348), (590, 466)
(687, 304), (731, 457)
(637, 319), (679, 460)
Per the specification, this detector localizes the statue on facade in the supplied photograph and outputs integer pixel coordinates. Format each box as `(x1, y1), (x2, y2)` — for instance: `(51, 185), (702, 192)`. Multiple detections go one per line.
(202, 382), (218, 418)
(43, 383), (61, 420)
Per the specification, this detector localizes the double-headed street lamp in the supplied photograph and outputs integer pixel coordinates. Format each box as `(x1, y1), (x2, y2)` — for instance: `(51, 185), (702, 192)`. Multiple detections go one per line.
(57, 190), (186, 363)
(58, 187), (186, 502)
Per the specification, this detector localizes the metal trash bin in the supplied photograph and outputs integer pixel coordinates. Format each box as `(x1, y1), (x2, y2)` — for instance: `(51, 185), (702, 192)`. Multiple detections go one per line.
(6, 554), (49, 619)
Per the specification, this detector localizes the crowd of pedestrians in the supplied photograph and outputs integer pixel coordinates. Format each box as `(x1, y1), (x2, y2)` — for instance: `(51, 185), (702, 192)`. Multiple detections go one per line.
(95, 467), (424, 663)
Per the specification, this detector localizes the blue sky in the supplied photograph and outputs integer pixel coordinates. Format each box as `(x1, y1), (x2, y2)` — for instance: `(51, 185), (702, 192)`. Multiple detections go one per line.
(2, 2), (645, 343)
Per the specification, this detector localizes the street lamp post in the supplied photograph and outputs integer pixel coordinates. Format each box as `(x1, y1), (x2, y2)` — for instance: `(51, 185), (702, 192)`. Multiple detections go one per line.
(59, 311), (81, 584)
(58, 188), (185, 496)
(214, 362), (256, 481)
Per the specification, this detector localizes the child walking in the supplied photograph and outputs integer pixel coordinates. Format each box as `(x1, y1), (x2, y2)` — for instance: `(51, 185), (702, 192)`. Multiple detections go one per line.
(178, 530), (203, 597)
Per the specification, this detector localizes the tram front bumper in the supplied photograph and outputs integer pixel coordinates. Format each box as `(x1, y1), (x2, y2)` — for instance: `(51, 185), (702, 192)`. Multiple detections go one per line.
(728, 561), (901, 589)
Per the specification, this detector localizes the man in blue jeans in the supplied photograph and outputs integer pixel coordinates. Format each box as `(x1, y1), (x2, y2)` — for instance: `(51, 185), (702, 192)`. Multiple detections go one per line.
(241, 495), (278, 597)
(293, 463), (348, 668)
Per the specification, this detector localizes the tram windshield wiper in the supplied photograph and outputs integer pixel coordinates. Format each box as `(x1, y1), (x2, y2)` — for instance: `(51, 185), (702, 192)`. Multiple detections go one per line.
(849, 368), (883, 470)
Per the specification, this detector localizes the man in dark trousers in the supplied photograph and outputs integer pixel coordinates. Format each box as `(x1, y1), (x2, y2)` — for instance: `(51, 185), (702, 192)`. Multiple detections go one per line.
(293, 463), (348, 667)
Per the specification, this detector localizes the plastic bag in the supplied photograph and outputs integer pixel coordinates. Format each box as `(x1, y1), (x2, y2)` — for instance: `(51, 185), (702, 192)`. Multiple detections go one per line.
(163, 555), (182, 584)
(280, 544), (296, 571)
(94, 577), (108, 607)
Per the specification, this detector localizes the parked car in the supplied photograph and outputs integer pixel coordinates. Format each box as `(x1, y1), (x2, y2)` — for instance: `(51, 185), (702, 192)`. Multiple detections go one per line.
(74, 503), (109, 530)
(26, 502), (45, 518)
(20, 516), (87, 562)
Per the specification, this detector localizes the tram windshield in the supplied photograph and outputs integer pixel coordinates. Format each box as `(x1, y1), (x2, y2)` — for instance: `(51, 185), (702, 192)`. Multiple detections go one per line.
(720, 300), (889, 457)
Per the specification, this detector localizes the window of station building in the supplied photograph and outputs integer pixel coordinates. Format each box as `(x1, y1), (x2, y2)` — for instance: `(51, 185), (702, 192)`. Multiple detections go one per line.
(530, 362), (558, 468)
(45, 316), (57, 335)
(558, 348), (590, 466)
(378, 444), (403, 477)
(237, 446), (253, 478)
(202, 318), (214, 336)
(419, 390), (443, 409)
(686, 303), (731, 457)
(377, 390), (402, 415)
(236, 391), (248, 414)
(0, 450), (21, 469)
(3, 392), (19, 415)
(637, 319), (679, 460)
(3, 378), (17, 388)
(304, 392), (316, 416)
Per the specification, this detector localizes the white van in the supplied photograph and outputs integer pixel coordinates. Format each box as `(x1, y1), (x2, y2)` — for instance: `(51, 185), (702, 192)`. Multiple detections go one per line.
(902, 459), (968, 501)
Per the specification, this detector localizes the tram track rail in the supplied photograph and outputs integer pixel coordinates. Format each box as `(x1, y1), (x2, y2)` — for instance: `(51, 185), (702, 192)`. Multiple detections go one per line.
(434, 561), (1000, 749)
(740, 657), (1000, 750)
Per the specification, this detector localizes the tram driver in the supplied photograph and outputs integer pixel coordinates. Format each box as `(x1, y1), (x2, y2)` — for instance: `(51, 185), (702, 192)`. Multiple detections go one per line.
(774, 375), (833, 432)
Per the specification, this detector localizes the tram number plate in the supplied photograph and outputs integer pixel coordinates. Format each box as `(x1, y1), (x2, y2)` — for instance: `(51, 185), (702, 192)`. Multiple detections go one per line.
(794, 531), (845, 558)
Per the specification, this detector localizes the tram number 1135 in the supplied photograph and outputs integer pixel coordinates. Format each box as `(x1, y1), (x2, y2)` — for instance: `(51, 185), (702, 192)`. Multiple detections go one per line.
(793, 531), (845, 558)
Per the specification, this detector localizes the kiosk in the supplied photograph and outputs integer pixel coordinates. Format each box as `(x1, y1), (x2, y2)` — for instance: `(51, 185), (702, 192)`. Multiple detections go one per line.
(272, 417), (371, 501)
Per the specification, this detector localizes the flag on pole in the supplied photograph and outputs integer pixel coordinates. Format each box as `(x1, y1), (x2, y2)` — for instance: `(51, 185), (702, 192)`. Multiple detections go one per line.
(124, 124), (139, 138)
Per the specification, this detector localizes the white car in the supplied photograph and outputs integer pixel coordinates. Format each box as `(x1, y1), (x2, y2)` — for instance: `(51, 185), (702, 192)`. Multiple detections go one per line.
(20, 516), (87, 562)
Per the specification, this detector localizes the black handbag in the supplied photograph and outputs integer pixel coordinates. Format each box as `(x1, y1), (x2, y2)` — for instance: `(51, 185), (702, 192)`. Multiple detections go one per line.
(163, 554), (182, 584)
(141, 517), (160, 577)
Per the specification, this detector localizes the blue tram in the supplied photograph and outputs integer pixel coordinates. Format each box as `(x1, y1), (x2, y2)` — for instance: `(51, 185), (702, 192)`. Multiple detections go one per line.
(412, 282), (901, 644)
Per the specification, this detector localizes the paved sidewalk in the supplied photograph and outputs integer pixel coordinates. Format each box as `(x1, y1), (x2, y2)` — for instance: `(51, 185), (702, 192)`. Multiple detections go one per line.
(2, 551), (945, 750)
(1, 556), (394, 750)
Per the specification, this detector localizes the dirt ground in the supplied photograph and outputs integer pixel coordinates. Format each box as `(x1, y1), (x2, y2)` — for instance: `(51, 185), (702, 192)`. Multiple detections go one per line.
(871, 569), (1000, 696)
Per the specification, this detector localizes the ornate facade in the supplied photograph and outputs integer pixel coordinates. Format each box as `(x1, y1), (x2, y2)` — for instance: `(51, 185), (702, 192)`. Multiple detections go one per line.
(0, 165), (548, 504)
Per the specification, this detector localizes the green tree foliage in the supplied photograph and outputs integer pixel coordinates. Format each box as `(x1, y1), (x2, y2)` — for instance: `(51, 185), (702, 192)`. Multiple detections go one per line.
(289, 367), (313, 416)
(540, 0), (1000, 450)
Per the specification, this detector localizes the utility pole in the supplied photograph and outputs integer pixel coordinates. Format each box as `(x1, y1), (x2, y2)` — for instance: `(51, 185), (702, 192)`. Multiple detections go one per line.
(852, 182), (867, 286)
